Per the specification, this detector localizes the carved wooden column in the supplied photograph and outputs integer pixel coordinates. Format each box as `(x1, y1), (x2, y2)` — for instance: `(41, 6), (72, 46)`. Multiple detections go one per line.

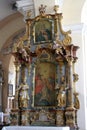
(73, 48), (80, 129)
(65, 45), (79, 129)
(67, 57), (74, 107)
(56, 59), (66, 126)
(54, 5), (59, 35)
(65, 56), (76, 127)
(18, 65), (30, 125)
(10, 61), (20, 126)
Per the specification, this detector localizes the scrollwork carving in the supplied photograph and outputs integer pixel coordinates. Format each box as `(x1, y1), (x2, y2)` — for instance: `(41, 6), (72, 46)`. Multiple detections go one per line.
(62, 34), (72, 45)
(74, 92), (80, 109)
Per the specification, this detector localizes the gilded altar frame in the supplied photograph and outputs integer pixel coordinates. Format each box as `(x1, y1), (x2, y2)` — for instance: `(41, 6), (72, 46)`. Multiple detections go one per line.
(11, 5), (80, 128)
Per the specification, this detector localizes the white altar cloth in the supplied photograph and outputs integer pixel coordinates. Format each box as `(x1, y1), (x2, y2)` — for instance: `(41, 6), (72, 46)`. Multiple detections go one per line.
(2, 126), (70, 130)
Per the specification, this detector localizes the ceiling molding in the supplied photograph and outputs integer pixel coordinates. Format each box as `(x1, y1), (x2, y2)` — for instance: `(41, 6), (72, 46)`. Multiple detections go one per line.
(16, 0), (35, 18)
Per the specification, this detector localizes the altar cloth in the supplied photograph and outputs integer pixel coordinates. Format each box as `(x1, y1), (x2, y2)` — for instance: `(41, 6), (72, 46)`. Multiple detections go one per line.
(2, 126), (70, 130)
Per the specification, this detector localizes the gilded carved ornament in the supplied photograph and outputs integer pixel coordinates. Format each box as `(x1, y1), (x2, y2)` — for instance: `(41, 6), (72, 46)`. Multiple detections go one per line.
(73, 92), (80, 109)
(47, 43), (52, 49)
(53, 5), (72, 46)
(35, 45), (54, 61)
(56, 110), (64, 126)
(62, 34), (72, 46)
(25, 10), (32, 19)
(25, 5), (72, 47)
(35, 45), (42, 55)
(66, 57), (73, 65)
(39, 4), (47, 15)
(65, 111), (76, 126)
(12, 37), (31, 66)
(73, 57), (78, 63)
(73, 73), (79, 82)
(54, 5), (59, 14)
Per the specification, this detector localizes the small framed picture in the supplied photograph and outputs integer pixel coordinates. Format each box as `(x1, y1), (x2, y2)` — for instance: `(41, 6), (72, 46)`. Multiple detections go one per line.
(35, 20), (52, 43)
(8, 84), (13, 97)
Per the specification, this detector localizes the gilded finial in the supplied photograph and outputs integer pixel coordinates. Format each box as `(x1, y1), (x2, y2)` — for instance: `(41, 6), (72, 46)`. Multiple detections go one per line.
(25, 10), (32, 19)
(39, 4), (47, 15)
(54, 5), (59, 13)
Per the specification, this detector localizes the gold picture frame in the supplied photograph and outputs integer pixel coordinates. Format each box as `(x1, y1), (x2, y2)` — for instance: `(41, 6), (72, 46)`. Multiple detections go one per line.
(32, 19), (53, 44)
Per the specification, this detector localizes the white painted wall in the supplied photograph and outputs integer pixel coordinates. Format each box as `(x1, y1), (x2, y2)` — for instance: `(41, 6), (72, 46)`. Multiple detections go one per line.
(62, 0), (85, 25)
(8, 56), (16, 96)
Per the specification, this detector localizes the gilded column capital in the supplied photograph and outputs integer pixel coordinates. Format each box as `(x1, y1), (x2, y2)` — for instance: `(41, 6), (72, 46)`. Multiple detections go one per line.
(66, 56), (73, 66)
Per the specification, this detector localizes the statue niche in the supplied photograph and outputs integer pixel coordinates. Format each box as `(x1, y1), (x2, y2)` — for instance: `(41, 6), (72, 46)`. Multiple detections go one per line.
(11, 4), (80, 129)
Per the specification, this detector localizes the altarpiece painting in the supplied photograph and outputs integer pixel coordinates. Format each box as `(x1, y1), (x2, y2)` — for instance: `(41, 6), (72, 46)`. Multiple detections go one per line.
(34, 62), (56, 107)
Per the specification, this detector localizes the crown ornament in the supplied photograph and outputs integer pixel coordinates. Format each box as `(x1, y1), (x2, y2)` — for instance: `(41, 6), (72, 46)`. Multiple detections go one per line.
(39, 4), (47, 15)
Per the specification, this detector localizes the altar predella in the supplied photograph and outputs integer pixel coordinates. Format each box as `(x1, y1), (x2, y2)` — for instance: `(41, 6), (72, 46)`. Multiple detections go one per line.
(11, 5), (80, 129)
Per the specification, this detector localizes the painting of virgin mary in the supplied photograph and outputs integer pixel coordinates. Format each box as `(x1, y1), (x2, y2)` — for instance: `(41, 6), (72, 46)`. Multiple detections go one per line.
(35, 20), (52, 43)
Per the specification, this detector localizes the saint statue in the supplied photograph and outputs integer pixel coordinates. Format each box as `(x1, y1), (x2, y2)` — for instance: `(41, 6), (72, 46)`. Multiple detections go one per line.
(18, 77), (29, 109)
(57, 86), (66, 107)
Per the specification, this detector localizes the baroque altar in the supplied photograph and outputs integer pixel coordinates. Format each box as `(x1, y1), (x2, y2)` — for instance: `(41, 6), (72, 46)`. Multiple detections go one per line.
(10, 5), (80, 129)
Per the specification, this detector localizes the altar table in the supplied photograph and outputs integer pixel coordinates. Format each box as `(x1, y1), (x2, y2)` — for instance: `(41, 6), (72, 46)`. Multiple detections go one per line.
(2, 126), (70, 130)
